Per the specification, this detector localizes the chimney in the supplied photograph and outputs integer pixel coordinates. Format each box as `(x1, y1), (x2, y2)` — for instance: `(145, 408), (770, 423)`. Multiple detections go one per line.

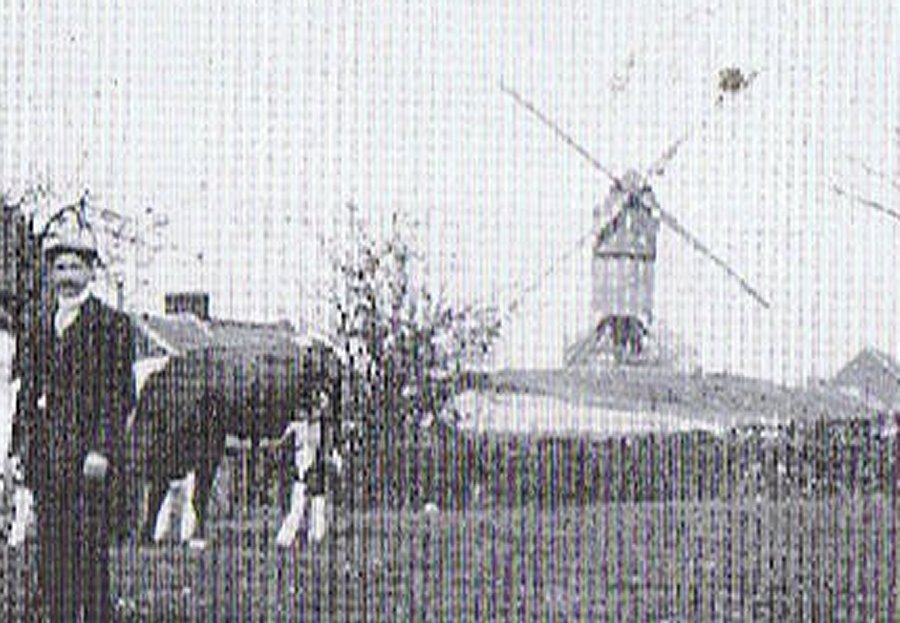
(165, 292), (210, 320)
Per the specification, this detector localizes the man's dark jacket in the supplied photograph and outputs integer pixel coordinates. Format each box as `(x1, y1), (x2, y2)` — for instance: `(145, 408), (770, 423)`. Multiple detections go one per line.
(27, 295), (136, 495)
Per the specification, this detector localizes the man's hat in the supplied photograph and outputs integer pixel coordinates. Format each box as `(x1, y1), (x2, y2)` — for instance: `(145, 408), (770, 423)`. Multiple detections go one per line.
(41, 205), (99, 263)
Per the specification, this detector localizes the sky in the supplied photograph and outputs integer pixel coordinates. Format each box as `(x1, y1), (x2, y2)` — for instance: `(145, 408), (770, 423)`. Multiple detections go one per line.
(0, 0), (897, 385)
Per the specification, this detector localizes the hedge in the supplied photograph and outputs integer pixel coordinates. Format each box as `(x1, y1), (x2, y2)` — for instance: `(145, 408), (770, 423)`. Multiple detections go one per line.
(332, 414), (900, 511)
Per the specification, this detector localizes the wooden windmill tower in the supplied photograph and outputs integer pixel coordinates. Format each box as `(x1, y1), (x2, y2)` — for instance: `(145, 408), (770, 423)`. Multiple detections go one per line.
(501, 83), (770, 366)
(589, 170), (661, 361)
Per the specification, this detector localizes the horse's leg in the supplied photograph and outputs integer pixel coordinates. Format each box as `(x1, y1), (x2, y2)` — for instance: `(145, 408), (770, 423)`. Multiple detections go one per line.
(191, 449), (221, 540)
(150, 480), (178, 543)
(276, 427), (308, 548)
(307, 492), (326, 543)
(249, 433), (268, 509)
(178, 471), (199, 542)
(190, 406), (226, 539)
(262, 432), (288, 513)
(276, 481), (306, 548)
(278, 439), (296, 515)
(139, 398), (178, 544)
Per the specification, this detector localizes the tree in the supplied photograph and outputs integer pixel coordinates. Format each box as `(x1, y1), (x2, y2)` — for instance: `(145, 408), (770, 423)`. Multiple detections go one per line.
(330, 209), (501, 433)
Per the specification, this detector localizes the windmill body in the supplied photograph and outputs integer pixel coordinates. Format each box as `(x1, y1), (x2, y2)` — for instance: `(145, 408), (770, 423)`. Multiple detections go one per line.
(567, 172), (662, 366)
(592, 172), (660, 334)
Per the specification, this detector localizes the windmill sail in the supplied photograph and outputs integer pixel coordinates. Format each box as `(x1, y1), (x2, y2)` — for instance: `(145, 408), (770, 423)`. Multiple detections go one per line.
(501, 83), (770, 310)
(500, 82), (618, 184)
(832, 183), (900, 224)
(655, 209), (769, 308)
(646, 134), (691, 178)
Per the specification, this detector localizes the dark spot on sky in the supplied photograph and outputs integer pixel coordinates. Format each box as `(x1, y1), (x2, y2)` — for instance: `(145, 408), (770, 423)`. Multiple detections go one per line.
(718, 67), (755, 94)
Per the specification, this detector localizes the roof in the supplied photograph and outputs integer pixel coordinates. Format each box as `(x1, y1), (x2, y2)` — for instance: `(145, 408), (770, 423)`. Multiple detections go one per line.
(831, 348), (900, 410)
(595, 202), (659, 259)
(133, 312), (213, 355)
(205, 319), (299, 355)
(444, 367), (875, 435)
(840, 348), (900, 379)
(133, 313), (317, 356)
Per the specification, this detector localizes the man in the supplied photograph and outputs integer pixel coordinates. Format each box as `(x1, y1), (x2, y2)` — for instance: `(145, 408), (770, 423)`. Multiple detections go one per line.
(30, 207), (135, 622)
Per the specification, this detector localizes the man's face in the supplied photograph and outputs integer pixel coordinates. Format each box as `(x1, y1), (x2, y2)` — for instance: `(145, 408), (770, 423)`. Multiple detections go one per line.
(49, 252), (94, 299)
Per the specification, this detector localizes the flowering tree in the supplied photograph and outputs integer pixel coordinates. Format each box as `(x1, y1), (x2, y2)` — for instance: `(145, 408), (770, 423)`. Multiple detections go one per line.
(331, 210), (501, 432)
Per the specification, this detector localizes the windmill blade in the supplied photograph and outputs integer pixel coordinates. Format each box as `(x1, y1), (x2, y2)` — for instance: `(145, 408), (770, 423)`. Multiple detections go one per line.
(499, 79), (769, 309)
(832, 183), (900, 224)
(646, 132), (692, 178)
(500, 82), (619, 185)
(844, 155), (900, 194)
(645, 67), (760, 180)
(502, 229), (594, 317)
(609, 0), (725, 96)
(643, 101), (714, 180)
(656, 208), (770, 308)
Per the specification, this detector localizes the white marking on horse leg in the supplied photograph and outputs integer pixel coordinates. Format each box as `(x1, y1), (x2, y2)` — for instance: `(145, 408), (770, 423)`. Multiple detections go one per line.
(153, 482), (180, 543)
(308, 495), (326, 543)
(179, 471), (198, 543)
(275, 482), (306, 548)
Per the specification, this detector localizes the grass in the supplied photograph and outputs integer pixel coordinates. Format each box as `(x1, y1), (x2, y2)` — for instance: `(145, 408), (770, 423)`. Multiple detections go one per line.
(4, 493), (895, 621)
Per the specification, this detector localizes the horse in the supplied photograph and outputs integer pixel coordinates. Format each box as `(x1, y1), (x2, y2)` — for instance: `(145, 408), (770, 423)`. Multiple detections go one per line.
(130, 335), (346, 546)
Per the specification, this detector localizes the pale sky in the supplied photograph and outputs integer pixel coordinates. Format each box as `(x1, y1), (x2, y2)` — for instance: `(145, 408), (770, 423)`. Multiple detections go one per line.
(1, 0), (897, 385)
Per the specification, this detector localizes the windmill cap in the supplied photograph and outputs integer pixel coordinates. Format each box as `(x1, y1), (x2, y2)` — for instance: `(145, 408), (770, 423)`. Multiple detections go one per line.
(42, 206), (100, 262)
(621, 170), (644, 188)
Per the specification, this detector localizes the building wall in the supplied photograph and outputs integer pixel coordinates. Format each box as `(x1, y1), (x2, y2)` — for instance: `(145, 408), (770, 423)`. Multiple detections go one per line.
(590, 199), (659, 330)
(591, 255), (655, 327)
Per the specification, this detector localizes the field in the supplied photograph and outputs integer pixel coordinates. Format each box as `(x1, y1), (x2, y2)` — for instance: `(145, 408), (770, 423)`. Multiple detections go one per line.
(3, 493), (897, 621)
(2, 414), (897, 621)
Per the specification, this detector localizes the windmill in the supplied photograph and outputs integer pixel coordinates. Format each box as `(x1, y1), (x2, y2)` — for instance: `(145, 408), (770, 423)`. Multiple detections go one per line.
(500, 80), (769, 366)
